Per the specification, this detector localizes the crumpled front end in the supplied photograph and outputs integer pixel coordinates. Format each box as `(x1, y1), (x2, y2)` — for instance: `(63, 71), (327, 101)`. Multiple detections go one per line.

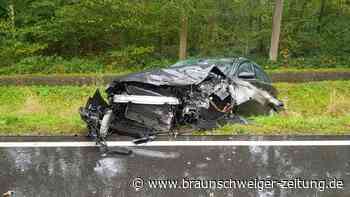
(229, 79), (284, 116)
(79, 89), (111, 139)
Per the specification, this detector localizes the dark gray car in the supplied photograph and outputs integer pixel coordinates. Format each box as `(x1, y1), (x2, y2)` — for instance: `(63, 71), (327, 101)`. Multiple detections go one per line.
(79, 57), (283, 147)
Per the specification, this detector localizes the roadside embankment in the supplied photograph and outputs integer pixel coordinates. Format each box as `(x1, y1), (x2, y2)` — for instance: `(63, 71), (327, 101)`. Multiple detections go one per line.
(1, 70), (350, 86)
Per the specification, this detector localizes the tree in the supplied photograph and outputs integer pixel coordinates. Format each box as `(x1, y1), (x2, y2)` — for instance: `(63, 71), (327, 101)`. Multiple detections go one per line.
(269, 0), (284, 61)
(8, 0), (14, 28)
(178, 14), (188, 60)
(317, 0), (326, 33)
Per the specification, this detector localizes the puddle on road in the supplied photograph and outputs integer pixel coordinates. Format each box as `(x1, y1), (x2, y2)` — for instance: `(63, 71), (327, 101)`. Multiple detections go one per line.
(130, 148), (180, 159)
(0, 146), (349, 197)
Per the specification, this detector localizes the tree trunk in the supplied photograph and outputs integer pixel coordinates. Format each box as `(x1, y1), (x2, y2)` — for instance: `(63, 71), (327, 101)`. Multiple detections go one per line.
(203, 15), (215, 55)
(269, 0), (284, 61)
(178, 15), (188, 60)
(317, 0), (326, 33)
(257, 15), (265, 54)
(299, 0), (308, 18)
(8, 0), (15, 28)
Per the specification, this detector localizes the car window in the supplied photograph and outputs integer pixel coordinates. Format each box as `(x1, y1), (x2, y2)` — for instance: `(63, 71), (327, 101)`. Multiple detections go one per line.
(170, 59), (200, 67)
(253, 64), (271, 83)
(236, 62), (253, 75)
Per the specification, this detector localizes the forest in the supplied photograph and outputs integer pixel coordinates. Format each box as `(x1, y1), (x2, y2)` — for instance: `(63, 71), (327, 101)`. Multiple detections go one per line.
(0, 0), (349, 74)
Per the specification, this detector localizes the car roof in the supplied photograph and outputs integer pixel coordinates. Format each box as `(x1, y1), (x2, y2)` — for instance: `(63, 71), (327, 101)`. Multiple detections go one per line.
(169, 57), (272, 83)
(169, 57), (257, 67)
(170, 58), (236, 67)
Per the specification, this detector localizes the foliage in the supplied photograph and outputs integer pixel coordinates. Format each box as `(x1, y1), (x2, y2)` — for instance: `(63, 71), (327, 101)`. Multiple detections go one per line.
(0, 56), (105, 74)
(0, 0), (349, 74)
(255, 55), (350, 70)
(106, 46), (155, 68)
(0, 19), (47, 67)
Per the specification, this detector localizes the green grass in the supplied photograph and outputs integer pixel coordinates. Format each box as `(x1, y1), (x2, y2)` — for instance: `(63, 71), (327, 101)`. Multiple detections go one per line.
(0, 86), (98, 135)
(0, 81), (350, 135)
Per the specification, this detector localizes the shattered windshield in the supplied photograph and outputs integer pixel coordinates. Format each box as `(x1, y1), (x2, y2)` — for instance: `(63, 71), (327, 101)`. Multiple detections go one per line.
(170, 58), (233, 68)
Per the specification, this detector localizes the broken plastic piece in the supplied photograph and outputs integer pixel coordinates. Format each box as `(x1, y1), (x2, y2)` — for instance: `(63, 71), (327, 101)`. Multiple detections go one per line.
(113, 95), (180, 105)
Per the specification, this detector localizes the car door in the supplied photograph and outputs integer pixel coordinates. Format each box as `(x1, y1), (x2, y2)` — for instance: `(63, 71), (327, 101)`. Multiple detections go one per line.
(235, 62), (271, 116)
(252, 64), (277, 96)
(236, 62), (276, 96)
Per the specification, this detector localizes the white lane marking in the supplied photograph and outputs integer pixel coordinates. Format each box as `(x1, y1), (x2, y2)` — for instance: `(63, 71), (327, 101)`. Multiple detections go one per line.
(0, 140), (349, 147)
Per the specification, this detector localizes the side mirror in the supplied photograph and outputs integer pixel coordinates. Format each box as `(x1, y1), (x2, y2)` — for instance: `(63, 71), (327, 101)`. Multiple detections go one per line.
(238, 72), (255, 79)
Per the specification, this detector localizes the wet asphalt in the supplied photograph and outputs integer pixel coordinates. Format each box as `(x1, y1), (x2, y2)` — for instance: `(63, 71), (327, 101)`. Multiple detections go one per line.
(0, 136), (350, 197)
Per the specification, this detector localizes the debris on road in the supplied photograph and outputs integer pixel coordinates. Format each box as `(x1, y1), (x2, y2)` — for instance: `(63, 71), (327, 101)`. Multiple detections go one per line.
(2, 191), (15, 197)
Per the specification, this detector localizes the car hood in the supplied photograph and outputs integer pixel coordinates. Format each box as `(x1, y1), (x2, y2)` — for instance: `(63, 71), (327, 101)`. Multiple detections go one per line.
(113, 64), (226, 86)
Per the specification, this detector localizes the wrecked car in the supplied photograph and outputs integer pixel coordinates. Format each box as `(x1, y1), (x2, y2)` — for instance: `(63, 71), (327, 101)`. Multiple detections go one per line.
(79, 57), (283, 145)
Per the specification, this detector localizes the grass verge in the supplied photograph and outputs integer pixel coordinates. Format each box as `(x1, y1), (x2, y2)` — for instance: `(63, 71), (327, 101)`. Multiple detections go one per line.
(0, 86), (98, 135)
(0, 81), (350, 135)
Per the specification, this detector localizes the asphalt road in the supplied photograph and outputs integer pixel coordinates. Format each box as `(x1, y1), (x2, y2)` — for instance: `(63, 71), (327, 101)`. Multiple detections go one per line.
(0, 136), (350, 197)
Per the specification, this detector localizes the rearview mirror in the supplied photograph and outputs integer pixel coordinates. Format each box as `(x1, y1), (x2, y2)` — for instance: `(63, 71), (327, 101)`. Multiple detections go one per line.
(238, 72), (255, 79)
